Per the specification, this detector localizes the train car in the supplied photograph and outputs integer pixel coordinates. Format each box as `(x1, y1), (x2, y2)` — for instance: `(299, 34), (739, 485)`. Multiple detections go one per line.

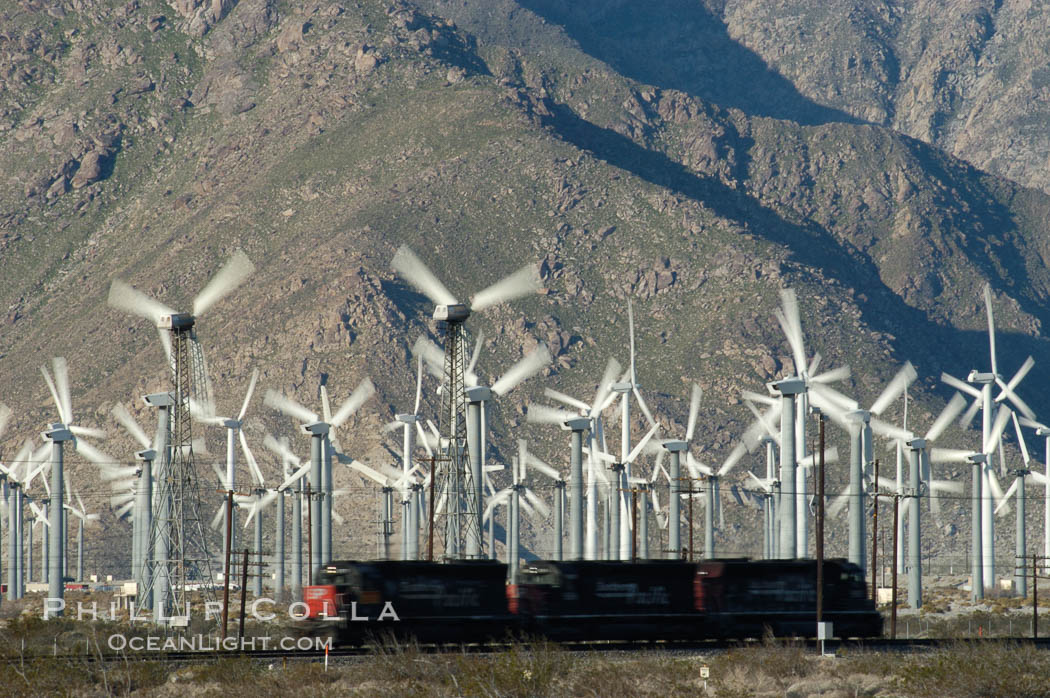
(514, 560), (706, 641)
(301, 559), (516, 644)
(695, 558), (882, 638)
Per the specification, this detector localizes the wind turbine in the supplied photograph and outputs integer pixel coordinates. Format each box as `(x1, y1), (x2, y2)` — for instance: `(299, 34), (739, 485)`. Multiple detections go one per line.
(940, 282), (1035, 592)
(385, 352), (433, 560)
(772, 288), (851, 558)
(809, 362), (918, 573)
(991, 412), (1049, 597)
(1, 436), (34, 600)
(1019, 415), (1050, 574)
(391, 244), (540, 559)
(37, 357), (112, 613)
(344, 459), (416, 560)
(484, 442), (551, 580)
(518, 446), (566, 560)
(108, 250), (254, 621)
(661, 384), (703, 561)
(264, 435), (307, 597)
(193, 368), (260, 569)
(65, 491), (98, 582)
(264, 377), (375, 573)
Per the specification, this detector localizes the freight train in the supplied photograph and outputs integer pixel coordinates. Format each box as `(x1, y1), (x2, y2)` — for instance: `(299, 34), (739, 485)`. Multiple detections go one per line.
(299, 558), (882, 645)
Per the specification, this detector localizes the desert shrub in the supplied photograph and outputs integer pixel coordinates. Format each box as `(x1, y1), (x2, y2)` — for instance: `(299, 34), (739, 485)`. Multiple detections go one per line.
(896, 642), (1050, 697)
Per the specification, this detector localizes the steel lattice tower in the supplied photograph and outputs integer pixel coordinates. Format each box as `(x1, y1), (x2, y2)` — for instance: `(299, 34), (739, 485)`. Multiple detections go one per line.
(141, 317), (215, 623)
(438, 319), (481, 559)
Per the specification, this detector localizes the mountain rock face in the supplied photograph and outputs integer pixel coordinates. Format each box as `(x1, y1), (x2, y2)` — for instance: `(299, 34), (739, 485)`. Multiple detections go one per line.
(2, 0), (1050, 572)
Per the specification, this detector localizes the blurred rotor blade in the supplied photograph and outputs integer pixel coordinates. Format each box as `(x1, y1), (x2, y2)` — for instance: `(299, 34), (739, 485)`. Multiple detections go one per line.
(632, 386), (657, 429)
(471, 264), (541, 311)
(40, 363), (64, 422)
(1019, 416), (1049, 432)
(413, 353), (424, 414)
(869, 362), (918, 416)
(928, 479), (964, 494)
(345, 459), (390, 486)
(320, 385), (332, 425)
(237, 369), (260, 422)
(52, 357), (73, 425)
(958, 398), (981, 429)
(522, 488), (551, 519)
(746, 471), (772, 493)
(626, 424), (660, 464)
(807, 352), (822, 378)
(995, 479), (1018, 516)
(263, 433), (301, 468)
(798, 446), (839, 468)
(941, 372), (982, 399)
(114, 500), (135, 520)
(686, 452), (713, 478)
(716, 442), (748, 477)
(240, 431), (265, 487)
(100, 465), (139, 482)
(999, 356), (1035, 400)
(996, 377), (1036, 420)
(210, 501), (227, 530)
(483, 487), (512, 522)
(544, 388), (590, 413)
(112, 403), (151, 449)
(0, 403), (9, 439)
(776, 289), (807, 377)
(415, 421), (434, 458)
(685, 383), (703, 443)
(108, 279), (175, 324)
(929, 448), (976, 464)
(983, 283), (998, 375)
(75, 439), (115, 466)
(263, 389), (318, 424)
(590, 358), (622, 418)
(988, 469), (1007, 509)
(412, 335), (446, 379)
(391, 245), (458, 306)
(809, 382), (859, 412)
(331, 378), (376, 428)
(526, 403), (579, 425)
(988, 405), (1013, 450)
(527, 454), (561, 481)
(741, 389), (776, 406)
(211, 460), (228, 489)
(279, 461), (311, 491)
(926, 393), (967, 443)
(827, 492), (850, 518)
(492, 344), (551, 396)
(811, 364), (851, 385)
(466, 331), (484, 386)
(157, 327), (173, 364)
(193, 250), (255, 317)
(1013, 411), (1032, 465)
(869, 417), (911, 442)
(69, 425), (107, 439)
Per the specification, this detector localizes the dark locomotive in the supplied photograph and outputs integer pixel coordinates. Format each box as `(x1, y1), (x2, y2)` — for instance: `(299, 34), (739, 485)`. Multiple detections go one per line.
(300, 558), (882, 645)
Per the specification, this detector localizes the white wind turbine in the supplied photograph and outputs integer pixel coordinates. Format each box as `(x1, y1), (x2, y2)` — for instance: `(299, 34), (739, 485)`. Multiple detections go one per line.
(1, 435), (35, 599)
(391, 244), (540, 559)
(384, 352), (432, 560)
(660, 384), (703, 561)
(264, 434), (310, 596)
(36, 357), (113, 611)
(770, 288), (851, 558)
(1019, 415), (1050, 574)
(484, 441), (551, 580)
(264, 378), (375, 572)
(941, 282), (1035, 592)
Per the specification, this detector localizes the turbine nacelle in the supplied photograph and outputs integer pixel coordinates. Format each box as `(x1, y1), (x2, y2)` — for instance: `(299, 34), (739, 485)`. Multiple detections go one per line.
(907, 437), (927, 451)
(610, 382), (632, 394)
(661, 440), (688, 453)
(135, 448), (157, 462)
(301, 422), (330, 436)
(433, 304), (470, 323)
(769, 378), (806, 396)
(143, 392), (175, 408)
(967, 370), (996, 384)
(564, 417), (591, 432)
(395, 413), (419, 423)
(967, 453), (987, 465)
(846, 409), (871, 425)
(465, 386), (492, 403)
(42, 424), (73, 442)
(158, 313), (195, 331)
(220, 418), (242, 429)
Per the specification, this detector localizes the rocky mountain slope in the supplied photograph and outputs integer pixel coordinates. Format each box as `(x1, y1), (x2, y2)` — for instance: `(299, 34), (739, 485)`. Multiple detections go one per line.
(2, 0), (1050, 575)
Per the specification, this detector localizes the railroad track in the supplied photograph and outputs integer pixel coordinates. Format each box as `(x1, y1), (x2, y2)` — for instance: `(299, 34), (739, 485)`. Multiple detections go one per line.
(6, 635), (1050, 663)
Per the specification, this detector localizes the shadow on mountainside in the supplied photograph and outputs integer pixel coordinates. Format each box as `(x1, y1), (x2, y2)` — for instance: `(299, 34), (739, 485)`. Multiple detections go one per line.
(517, 0), (859, 126)
(540, 100), (1050, 412)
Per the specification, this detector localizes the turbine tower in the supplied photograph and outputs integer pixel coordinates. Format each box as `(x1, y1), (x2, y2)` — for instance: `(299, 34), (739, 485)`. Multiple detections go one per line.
(107, 250), (254, 622)
(390, 245), (540, 559)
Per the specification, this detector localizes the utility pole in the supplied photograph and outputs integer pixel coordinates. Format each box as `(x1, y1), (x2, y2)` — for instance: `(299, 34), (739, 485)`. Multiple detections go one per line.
(677, 476), (703, 562)
(238, 548), (249, 642)
(427, 456), (438, 562)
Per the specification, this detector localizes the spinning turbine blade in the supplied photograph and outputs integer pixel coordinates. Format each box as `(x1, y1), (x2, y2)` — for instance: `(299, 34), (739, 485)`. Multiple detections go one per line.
(466, 331), (484, 386)
(929, 448), (976, 464)
(686, 383), (702, 442)
(925, 393), (967, 443)
(413, 353), (424, 414)
(193, 250), (255, 317)
(470, 264), (540, 311)
(279, 461), (312, 491)
(959, 398), (981, 429)
(52, 357), (74, 425)
(869, 362), (918, 416)
(240, 431), (265, 486)
(590, 358), (622, 417)
(238, 368), (259, 422)
(40, 363), (64, 423)
(523, 488), (551, 519)
(75, 438), (114, 466)
(941, 372), (982, 399)
(812, 365), (851, 385)
(112, 403), (151, 449)
(492, 345), (551, 396)
(544, 388), (591, 413)
(717, 442), (748, 477)
(107, 279), (175, 324)
(331, 378), (376, 427)
(988, 405), (1013, 449)
(391, 245), (458, 306)
(1013, 411), (1032, 465)
(263, 389), (318, 424)
(69, 425), (107, 439)
(777, 288), (807, 376)
(983, 283), (998, 375)
(320, 386), (332, 424)
(412, 334), (446, 379)
(263, 433), (301, 467)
